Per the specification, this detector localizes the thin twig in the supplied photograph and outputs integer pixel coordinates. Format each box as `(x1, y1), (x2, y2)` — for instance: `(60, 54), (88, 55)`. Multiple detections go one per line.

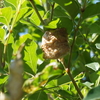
(23, 19), (44, 32)
(67, 13), (82, 69)
(67, 0), (87, 69)
(61, 5), (85, 100)
(3, 0), (23, 66)
(60, 60), (83, 99)
(68, 71), (83, 99)
(29, 0), (45, 25)
(50, 2), (55, 21)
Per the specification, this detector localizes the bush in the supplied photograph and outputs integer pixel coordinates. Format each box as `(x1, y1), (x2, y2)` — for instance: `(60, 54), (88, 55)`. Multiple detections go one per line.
(0, 0), (100, 100)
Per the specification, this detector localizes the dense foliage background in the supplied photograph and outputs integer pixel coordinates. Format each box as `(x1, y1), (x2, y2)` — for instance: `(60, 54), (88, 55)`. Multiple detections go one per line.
(0, 0), (100, 100)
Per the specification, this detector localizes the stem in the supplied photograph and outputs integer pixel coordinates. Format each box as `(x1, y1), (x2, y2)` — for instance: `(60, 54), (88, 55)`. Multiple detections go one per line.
(67, 13), (82, 69)
(23, 19), (44, 32)
(50, 2), (55, 21)
(68, 70), (83, 99)
(3, 0), (23, 64)
(29, 0), (45, 25)
(61, 2), (86, 99)
(61, 60), (83, 100)
(67, 0), (87, 69)
(46, 0), (50, 11)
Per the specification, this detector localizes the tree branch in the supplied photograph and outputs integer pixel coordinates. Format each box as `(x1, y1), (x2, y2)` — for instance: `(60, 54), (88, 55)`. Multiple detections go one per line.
(60, 59), (83, 100)
(50, 2), (55, 21)
(60, 4), (85, 100)
(29, 0), (45, 25)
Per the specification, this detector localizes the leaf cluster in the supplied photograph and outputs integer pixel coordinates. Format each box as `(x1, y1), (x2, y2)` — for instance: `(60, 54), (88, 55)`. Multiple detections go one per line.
(0, 0), (100, 100)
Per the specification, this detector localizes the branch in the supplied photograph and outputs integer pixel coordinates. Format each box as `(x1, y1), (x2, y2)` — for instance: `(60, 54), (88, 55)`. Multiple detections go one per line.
(29, 0), (45, 25)
(60, 4), (85, 100)
(23, 18), (44, 32)
(50, 2), (55, 21)
(3, 0), (23, 67)
(60, 59), (83, 99)
(67, 13), (82, 69)
(68, 71), (83, 99)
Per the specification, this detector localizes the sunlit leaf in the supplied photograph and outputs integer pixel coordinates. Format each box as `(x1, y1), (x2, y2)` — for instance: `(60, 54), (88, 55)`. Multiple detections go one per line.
(44, 18), (59, 29)
(12, 34), (32, 55)
(5, 0), (18, 8)
(0, 7), (12, 25)
(0, 75), (8, 85)
(83, 81), (94, 89)
(85, 62), (100, 71)
(23, 77), (40, 94)
(42, 62), (63, 79)
(24, 41), (38, 73)
(16, 7), (30, 22)
(30, 10), (44, 25)
(7, 34), (14, 44)
(95, 43), (100, 49)
(6, 0), (25, 8)
(0, 28), (5, 42)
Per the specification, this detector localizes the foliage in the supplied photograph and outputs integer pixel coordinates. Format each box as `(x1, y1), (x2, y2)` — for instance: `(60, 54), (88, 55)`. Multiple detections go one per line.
(0, 0), (100, 100)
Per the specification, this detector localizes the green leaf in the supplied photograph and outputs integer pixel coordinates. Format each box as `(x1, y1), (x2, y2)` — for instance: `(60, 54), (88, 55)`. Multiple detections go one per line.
(33, 62), (63, 87)
(53, 0), (79, 19)
(83, 81), (94, 89)
(8, 34), (14, 44)
(0, 67), (7, 74)
(28, 91), (48, 100)
(85, 62), (100, 71)
(83, 85), (100, 100)
(82, 2), (100, 20)
(12, 34), (32, 55)
(57, 17), (73, 33)
(95, 43), (100, 49)
(89, 71), (100, 86)
(0, 75), (8, 85)
(30, 10), (44, 25)
(0, 17), (7, 25)
(16, 7), (30, 22)
(6, 0), (25, 8)
(89, 22), (100, 34)
(42, 62), (63, 79)
(37, 60), (50, 73)
(58, 75), (71, 85)
(58, 90), (73, 99)
(24, 41), (38, 73)
(76, 36), (84, 45)
(44, 18), (59, 29)
(5, 44), (13, 63)
(54, 6), (69, 17)
(5, 0), (18, 8)
(82, 51), (92, 64)
(0, 28), (5, 42)
(0, 7), (12, 25)
(23, 62), (63, 93)
(0, 42), (4, 67)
